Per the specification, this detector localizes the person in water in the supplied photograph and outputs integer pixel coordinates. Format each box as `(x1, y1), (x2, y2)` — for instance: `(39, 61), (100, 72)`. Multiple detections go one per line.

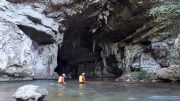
(58, 73), (66, 84)
(79, 72), (86, 84)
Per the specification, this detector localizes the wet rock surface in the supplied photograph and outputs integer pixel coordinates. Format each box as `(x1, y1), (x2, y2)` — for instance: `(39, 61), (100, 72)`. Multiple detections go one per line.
(12, 85), (48, 101)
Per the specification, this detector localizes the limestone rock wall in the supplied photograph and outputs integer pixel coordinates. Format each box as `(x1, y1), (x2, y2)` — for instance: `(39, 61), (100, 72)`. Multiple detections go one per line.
(31, 43), (58, 79)
(0, 0), (179, 80)
(0, 0), (62, 81)
(0, 19), (33, 81)
(99, 31), (180, 79)
(46, 0), (154, 77)
(125, 44), (160, 73)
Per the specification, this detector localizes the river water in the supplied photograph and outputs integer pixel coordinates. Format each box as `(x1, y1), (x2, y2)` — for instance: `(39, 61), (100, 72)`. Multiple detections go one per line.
(0, 80), (180, 101)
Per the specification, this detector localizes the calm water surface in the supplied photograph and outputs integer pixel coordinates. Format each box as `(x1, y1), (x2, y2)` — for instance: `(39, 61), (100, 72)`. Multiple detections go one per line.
(0, 80), (180, 101)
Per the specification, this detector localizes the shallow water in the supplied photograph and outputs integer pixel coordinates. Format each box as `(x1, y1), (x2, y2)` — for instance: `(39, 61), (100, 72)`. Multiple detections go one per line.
(0, 80), (180, 101)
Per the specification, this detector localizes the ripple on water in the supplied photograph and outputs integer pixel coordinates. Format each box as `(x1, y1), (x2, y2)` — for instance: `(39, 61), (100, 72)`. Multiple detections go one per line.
(0, 80), (180, 101)
(149, 96), (180, 100)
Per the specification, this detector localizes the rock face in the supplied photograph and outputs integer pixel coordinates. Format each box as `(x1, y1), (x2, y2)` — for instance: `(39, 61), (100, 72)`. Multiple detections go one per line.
(0, 0), (179, 80)
(0, 0), (62, 81)
(0, 0), (60, 44)
(151, 42), (169, 67)
(47, 0), (153, 77)
(156, 65), (180, 81)
(46, 0), (180, 79)
(0, 19), (33, 81)
(12, 85), (48, 101)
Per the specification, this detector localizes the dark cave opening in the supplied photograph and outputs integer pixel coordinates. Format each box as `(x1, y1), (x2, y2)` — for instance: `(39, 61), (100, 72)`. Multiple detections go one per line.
(106, 55), (123, 77)
(53, 0), (151, 78)
(55, 49), (101, 79)
(54, 20), (103, 78)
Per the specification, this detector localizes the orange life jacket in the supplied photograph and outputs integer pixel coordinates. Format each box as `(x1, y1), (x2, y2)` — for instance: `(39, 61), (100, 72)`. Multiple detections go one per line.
(58, 76), (64, 84)
(79, 75), (85, 83)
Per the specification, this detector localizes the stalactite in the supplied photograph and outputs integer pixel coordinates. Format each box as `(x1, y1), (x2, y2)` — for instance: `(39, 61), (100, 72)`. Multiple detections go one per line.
(93, 40), (96, 52)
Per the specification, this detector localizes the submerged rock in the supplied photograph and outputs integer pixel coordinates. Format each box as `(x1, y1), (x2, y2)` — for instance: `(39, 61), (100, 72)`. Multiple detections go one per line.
(12, 85), (48, 101)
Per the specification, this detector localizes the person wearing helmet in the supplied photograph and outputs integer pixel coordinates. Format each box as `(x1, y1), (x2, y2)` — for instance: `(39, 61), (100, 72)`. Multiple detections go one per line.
(58, 73), (66, 84)
(79, 72), (86, 84)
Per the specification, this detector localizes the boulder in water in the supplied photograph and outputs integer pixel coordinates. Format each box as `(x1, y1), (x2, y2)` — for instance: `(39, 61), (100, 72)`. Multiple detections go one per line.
(12, 85), (48, 101)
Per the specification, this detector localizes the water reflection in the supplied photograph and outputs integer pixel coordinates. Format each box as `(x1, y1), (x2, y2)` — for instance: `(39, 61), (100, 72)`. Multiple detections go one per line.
(57, 85), (65, 97)
(79, 84), (84, 96)
(0, 80), (179, 101)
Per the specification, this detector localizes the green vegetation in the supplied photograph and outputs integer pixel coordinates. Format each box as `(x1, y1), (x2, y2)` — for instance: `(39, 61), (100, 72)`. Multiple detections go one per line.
(147, 73), (157, 80)
(130, 69), (147, 80)
(149, 0), (180, 36)
(17, 71), (30, 78)
(130, 69), (157, 80)
(150, 0), (180, 22)
(36, 0), (48, 3)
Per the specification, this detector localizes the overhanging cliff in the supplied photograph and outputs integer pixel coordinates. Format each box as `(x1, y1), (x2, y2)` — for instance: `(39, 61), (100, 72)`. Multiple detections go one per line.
(0, 0), (179, 80)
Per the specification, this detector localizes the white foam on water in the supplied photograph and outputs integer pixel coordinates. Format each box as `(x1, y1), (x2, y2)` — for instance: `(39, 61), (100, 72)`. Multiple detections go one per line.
(128, 97), (137, 101)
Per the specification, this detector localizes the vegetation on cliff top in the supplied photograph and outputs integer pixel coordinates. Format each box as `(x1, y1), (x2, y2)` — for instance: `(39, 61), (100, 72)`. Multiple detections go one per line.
(150, 0), (180, 36)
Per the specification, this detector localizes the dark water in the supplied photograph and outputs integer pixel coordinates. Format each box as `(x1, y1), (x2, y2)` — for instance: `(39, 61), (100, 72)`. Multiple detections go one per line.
(0, 80), (180, 101)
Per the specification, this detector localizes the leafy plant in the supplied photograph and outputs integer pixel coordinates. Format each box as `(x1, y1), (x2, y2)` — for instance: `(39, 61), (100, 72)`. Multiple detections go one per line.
(17, 71), (30, 78)
(130, 69), (157, 80)
(130, 69), (147, 80)
(147, 73), (157, 80)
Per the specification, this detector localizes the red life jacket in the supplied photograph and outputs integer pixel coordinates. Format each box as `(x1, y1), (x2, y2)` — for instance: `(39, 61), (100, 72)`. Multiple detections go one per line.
(82, 75), (86, 81)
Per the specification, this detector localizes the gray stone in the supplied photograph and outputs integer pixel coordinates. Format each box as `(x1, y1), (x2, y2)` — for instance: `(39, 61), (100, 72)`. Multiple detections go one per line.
(50, 0), (73, 5)
(12, 85), (48, 101)
(31, 43), (59, 79)
(151, 42), (169, 67)
(0, 0), (61, 44)
(131, 53), (160, 72)
(140, 53), (160, 72)
(151, 42), (168, 58)
(125, 45), (144, 71)
(156, 65), (180, 81)
(0, 19), (59, 80)
(0, 0), (62, 80)
(0, 19), (33, 80)
(174, 35), (180, 48)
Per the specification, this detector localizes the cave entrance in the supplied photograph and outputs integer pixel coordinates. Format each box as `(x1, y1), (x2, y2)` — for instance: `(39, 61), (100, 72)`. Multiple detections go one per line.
(55, 42), (102, 79)
(54, 7), (103, 78)
(106, 54), (123, 76)
(55, 57), (79, 79)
